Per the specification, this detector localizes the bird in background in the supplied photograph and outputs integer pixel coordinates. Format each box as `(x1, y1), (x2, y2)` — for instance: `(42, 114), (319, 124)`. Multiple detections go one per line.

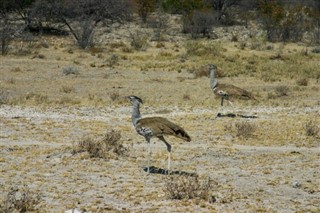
(126, 95), (191, 174)
(209, 64), (257, 109)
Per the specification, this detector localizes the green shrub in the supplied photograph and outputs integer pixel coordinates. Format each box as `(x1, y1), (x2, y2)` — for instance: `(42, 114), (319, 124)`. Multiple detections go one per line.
(185, 41), (222, 57)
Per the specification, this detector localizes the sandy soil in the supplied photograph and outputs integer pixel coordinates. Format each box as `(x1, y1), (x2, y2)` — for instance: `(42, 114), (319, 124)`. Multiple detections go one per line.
(1, 103), (319, 212)
(0, 20), (319, 212)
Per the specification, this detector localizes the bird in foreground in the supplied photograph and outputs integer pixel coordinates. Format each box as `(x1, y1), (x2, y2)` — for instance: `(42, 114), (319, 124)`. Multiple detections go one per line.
(209, 64), (257, 108)
(126, 95), (191, 174)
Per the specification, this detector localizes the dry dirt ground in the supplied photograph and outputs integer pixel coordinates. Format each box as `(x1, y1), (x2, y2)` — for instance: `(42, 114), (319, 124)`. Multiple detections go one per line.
(1, 23), (320, 212)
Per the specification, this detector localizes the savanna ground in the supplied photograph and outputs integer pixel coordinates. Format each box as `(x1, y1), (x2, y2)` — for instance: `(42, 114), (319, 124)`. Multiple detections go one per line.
(0, 17), (320, 212)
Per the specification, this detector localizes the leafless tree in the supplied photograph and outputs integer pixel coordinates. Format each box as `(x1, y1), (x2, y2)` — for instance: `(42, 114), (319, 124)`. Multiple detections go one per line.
(32, 0), (132, 48)
(208, 0), (240, 23)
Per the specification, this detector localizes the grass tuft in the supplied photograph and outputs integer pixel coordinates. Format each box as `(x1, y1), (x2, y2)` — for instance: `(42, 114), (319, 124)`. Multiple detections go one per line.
(304, 120), (319, 137)
(235, 121), (256, 138)
(62, 66), (80, 76)
(296, 78), (308, 86)
(73, 129), (127, 158)
(0, 186), (41, 212)
(275, 85), (290, 97)
(185, 41), (222, 57)
(164, 175), (216, 202)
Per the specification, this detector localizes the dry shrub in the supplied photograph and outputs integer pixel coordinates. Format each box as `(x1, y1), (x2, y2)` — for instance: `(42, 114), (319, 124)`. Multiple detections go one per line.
(235, 121), (256, 138)
(0, 186), (41, 212)
(304, 120), (319, 137)
(185, 41), (222, 57)
(107, 54), (119, 67)
(62, 66), (80, 76)
(108, 41), (126, 49)
(130, 31), (149, 51)
(74, 129), (126, 158)
(60, 86), (74, 93)
(275, 85), (289, 97)
(109, 91), (120, 101)
(164, 175), (216, 202)
(296, 78), (308, 86)
(0, 89), (9, 105)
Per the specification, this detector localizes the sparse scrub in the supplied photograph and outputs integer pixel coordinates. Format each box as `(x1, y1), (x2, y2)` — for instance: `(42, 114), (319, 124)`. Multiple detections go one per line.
(74, 130), (126, 158)
(9, 93), (50, 105)
(183, 10), (217, 39)
(311, 47), (320, 54)
(0, 186), (41, 212)
(275, 85), (289, 97)
(296, 78), (308, 86)
(130, 31), (149, 51)
(185, 41), (222, 57)
(304, 120), (319, 137)
(62, 66), (80, 76)
(60, 86), (74, 93)
(235, 121), (256, 138)
(107, 54), (119, 67)
(0, 89), (9, 105)
(164, 175), (215, 202)
(109, 91), (120, 101)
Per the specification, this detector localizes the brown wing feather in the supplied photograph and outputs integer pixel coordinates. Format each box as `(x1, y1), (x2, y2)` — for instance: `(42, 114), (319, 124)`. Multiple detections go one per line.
(217, 83), (257, 100)
(137, 117), (191, 141)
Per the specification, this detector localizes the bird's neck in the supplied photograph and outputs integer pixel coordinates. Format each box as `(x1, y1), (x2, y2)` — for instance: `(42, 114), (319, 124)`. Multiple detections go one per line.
(131, 102), (142, 126)
(210, 69), (217, 89)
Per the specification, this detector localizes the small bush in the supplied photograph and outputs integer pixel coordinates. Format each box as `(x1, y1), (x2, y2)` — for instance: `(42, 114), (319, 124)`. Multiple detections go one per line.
(296, 78), (308, 86)
(183, 10), (217, 39)
(107, 54), (119, 67)
(311, 47), (320, 54)
(185, 41), (222, 57)
(304, 120), (319, 137)
(109, 91), (120, 101)
(235, 121), (256, 138)
(275, 85), (289, 97)
(0, 89), (9, 105)
(74, 129), (126, 158)
(62, 66), (80, 76)
(0, 186), (41, 212)
(130, 31), (149, 51)
(60, 86), (74, 93)
(164, 175), (215, 202)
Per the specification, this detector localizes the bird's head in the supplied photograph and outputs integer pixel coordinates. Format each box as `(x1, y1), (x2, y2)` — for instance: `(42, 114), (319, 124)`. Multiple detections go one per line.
(126, 95), (143, 105)
(209, 64), (217, 72)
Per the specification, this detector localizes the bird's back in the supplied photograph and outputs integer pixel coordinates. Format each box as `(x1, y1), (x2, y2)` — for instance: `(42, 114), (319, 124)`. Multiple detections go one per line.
(215, 83), (257, 100)
(136, 117), (191, 142)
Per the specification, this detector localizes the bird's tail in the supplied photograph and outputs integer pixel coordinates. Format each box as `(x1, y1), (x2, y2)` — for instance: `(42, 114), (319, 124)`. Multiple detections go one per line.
(173, 127), (191, 142)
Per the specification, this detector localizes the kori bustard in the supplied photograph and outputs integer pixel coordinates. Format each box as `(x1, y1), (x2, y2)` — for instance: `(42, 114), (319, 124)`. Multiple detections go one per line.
(126, 96), (191, 174)
(209, 64), (257, 107)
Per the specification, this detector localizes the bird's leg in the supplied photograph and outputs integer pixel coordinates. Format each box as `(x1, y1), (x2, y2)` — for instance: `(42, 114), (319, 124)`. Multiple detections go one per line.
(220, 97), (227, 115)
(227, 100), (235, 113)
(158, 136), (171, 174)
(146, 138), (151, 174)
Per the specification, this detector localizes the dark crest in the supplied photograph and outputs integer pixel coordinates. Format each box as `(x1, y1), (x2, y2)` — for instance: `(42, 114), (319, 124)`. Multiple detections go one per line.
(128, 95), (143, 104)
(209, 64), (217, 70)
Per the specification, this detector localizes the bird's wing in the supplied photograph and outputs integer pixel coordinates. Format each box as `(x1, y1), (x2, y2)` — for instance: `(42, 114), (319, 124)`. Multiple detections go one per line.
(137, 117), (191, 141)
(219, 83), (256, 100)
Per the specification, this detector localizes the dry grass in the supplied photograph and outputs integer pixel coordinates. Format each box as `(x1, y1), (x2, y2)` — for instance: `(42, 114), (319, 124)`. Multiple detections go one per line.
(235, 121), (256, 138)
(0, 186), (41, 212)
(62, 66), (80, 76)
(164, 175), (216, 203)
(304, 120), (319, 137)
(275, 85), (290, 97)
(296, 78), (309, 86)
(73, 129), (127, 158)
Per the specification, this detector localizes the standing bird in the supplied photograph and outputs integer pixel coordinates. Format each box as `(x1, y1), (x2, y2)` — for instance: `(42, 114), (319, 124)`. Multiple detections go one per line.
(209, 64), (257, 108)
(126, 96), (191, 174)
